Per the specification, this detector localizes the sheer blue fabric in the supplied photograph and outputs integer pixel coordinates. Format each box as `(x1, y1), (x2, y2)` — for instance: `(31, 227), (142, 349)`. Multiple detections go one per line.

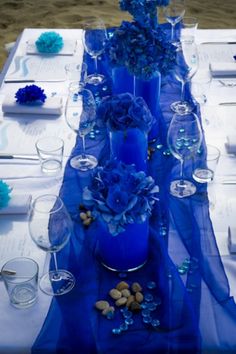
(32, 26), (236, 354)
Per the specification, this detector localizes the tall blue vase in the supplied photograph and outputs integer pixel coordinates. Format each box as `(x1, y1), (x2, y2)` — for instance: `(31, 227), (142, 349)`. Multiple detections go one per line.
(109, 127), (148, 172)
(112, 66), (161, 140)
(97, 220), (149, 272)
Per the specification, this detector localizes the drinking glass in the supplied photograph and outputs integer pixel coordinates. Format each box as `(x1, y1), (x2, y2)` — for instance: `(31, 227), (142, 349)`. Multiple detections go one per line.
(163, 0), (185, 45)
(65, 62), (88, 87)
(65, 87), (97, 171)
(180, 16), (198, 44)
(28, 194), (75, 296)
(167, 112), (202, 198)
(82, 18), (107, 85)
(171, 41), (199, 114)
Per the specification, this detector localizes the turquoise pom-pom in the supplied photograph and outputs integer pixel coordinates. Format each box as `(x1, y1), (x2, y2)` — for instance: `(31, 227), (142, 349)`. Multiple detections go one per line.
(35, 31), (64, 53)
(0, 180), (11, 209)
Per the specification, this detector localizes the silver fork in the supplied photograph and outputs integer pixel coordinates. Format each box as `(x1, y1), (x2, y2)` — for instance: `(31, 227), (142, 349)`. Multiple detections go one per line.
(218, 80), (236, 87)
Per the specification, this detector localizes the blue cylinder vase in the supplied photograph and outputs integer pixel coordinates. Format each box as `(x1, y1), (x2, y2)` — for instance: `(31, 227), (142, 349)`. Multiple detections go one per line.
(109, 127), (148, 172)
(112, 66), (134, 95)
(97, 220), (149, 272)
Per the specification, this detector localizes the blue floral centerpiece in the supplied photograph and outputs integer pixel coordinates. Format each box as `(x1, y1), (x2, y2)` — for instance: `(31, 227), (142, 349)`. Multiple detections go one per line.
(83, 159), (159, 271)
(97, 92), (153, 171)
(106, 0), (176, 139)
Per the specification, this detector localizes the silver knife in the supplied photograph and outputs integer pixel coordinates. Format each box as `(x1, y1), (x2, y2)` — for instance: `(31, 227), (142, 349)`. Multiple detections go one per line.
(201, 42), (236, 45)
(0, 153), (39, 160)
(219, 102), (236, 106)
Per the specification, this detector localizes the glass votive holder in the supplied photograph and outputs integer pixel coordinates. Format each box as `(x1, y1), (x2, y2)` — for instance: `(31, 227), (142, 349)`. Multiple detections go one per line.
(181, 16), (198, 44)
(193, 144), (221, 183)
(65, 62), (88, 87)
(36, 136), (64, 174)
(1, 257), (39, 309)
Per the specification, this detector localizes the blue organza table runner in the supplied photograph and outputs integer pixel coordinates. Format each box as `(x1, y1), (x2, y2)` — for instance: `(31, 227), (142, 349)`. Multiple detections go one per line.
(32, 28), (236, 354)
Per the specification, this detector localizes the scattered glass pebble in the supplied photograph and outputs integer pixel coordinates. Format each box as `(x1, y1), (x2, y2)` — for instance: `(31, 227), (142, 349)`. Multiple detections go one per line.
(151, 319), (160, 328)
(144, 293), (154, 302)
(147, 281), (157, 290)
(123, 310), (133, 319)
(153, 298), (161, 306)
(106, 311), (114, 320)
(163, 149), (171, 156)
(141, 302), (148, 309)
(178, 266), (187, 275)
(143, 316), (152, 324)
(120, 323), (128, 331)
(112, 328), (121, 335)
(118, 272), (127, 279)
(179, 128), (185, 133)
(147, 302), (157, 311)
(141, 309), (151, 317)
(156, 144), (163, 150)
(125, 318), (134, 326)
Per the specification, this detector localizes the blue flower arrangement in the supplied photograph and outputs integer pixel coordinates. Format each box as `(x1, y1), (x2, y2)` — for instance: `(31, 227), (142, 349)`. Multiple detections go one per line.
(119, 0), (169, 28)
(15, 85), (47, 105)
(106, 20), (176, 80)
(97, 92), (153, 132)
(0, 180), (11, 209)
(83, 160), (159, 236)
(35, 31), (64, 53)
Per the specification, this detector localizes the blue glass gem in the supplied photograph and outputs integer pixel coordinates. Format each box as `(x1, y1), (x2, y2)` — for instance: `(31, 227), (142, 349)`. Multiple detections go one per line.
(118, 272), (127, 279)
(125, 318), (134, 326)
(123, 310), (133, 319)
(156, 144), (163, 150)
(144, 293), (154, 302)
(147, 281), (157, 290)
(143, 316), (152, 324)
(151, 319), (160, 328)
(106, 311), (114, 320)
(154, 298), (161, 306)
(112, 328), (121, 335)
(141, 302), (148, 309)
(120, 323), (128, 331)
(147, 302), (157, 311)
(141, 309), (151, 317)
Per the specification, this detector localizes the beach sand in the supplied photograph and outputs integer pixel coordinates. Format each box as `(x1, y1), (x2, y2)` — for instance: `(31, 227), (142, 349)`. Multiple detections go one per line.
(0, 0), (235, 70)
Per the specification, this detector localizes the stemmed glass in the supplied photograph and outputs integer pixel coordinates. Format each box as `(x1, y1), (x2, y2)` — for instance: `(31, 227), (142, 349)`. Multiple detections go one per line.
(82, 18), (107, 85)
(167, 112), (202, 198)
(163, 0), (185, 45)
(65, 87), (97, 171)
(171, 41), (199, 114)
(28, 194), (75, 296)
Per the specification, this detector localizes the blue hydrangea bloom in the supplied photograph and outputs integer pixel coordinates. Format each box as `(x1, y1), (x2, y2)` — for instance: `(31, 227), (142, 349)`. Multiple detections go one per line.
(15, 85), (47, 105)
(83, 160), (159, 236)
(35, 31), (64, 53)
(97, 93), (153, 132)
(0, 180), (11, 209)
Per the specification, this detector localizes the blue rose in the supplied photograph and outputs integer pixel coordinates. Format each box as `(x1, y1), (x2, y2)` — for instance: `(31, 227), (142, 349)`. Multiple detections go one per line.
(106, 186), (129, 214)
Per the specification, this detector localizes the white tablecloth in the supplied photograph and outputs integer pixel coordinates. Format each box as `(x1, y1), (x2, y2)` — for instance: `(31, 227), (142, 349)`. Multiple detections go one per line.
(0, 28), (236, 352)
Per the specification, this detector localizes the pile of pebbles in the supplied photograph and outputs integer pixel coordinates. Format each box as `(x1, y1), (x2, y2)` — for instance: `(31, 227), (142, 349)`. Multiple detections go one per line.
(95, 280), (161, 335)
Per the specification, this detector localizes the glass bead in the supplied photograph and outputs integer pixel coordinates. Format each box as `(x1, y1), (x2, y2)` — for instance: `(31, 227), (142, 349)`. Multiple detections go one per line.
(156, 144), (163, 150)
(112, 328), (121, 335)
(125, 318), (134, 326)
(143, 316), (152, 324)
(106, 311), (114, 320)
(120, 323), (128, 331)
(123, 310), (133, 319)
(151, 319), (160, 328)
(141, 302), (148, 309)
(147, 281), (157, 290)
(179, 128), (185, 133)
(153, 298), (161, 306)
(178, 267), (187, 275)
(144, 293), (154, 302)
(142, 309), (151, 317)
(147, 302), (157, 311)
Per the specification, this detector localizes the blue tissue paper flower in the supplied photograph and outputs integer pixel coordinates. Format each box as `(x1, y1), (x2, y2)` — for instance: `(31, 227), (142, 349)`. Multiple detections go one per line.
(35, 31), (64, 53)
(83, 160), (159, 236)
(0, 180), (11, 209)
(15, 85), (47, 105)
(97, 92), (153, 132)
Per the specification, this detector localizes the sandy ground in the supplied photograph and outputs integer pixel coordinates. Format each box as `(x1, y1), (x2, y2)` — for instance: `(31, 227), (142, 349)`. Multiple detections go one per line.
(0, 0), (235, 70)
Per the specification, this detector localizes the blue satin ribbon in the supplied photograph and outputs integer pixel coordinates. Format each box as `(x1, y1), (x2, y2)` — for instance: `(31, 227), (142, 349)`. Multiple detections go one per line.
(32, 26), (236, 354)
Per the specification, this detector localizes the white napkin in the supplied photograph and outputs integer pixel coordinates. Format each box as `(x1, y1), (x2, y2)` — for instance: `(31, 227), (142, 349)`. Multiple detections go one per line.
(210, 62), (236, 77)
(225, 135), (236, 154)
(0, 194), (31, 215)
(26, 39), (76, 56)
(2, 96), (63, 115)
(228, 226), (236, 253)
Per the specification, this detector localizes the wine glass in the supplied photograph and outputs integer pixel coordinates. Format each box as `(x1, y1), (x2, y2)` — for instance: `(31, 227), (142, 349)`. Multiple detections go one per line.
(82, 18), (107, 85)
(167, 112), (202, 198)
(163, 0), (185, 45)
(171, 41), (199, 114)
(65, 87), (98, 171)
(28, 194), (75, 296)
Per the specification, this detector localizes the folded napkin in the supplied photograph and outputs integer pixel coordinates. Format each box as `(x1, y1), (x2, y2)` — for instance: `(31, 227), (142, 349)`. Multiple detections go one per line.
(228, 226), (236, 253)
(2, 96), (63, 115)
(26, 39), (76, 56)
(210, 62), (236, 77)
(225, 135), (236, 154)
(0, 194), (31, 215)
